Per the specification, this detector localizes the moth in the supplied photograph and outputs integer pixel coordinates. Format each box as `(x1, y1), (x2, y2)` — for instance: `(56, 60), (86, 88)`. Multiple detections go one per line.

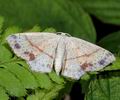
(6, 32), (115, 80)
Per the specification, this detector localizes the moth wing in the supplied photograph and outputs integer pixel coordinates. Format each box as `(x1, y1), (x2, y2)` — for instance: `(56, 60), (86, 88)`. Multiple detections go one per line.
(62, 37), (115, 80)
(7, 32), (60, 72)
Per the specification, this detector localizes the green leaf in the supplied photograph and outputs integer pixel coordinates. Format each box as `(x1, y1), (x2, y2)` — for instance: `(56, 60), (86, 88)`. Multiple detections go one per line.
(55, 83), (73, 100)
(98, 31), (120, 53)
(0, 45), (12, 63)
(33, 72), (53, 90)
(1, 62), (38, 89)
(48, 71), (65, 84)
(101, 57), (120, 71)
(81, 73), (91, 81)
(42, 0), (96, 42)
(27, 85), (64, 100)
(0, 87), (9, 100)
(42, 84), (64, 100)
(80, 79), (90, 94)
(16, 97), (25, 100)
(79, 0), (120, 24)
(4, 26), (21, 35)
(80, 73), (95, 94)
(0, 16), (4, 33)
(0, 68), (26, 96)
(27, 95), (39, 100)
(28, 25), (42, 32)
(0, 0), (96, 42)
(16, 60), (31, 70)
(27, 90), (46, 100)
(85, 76), (120, 100)
(0, 34), (1, 37)
(1, 26), (21, 43)
(43, 27), (56, 33)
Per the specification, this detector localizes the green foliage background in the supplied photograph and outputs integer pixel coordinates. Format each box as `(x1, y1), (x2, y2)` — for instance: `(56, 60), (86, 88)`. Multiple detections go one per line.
(0, 0), (120, 100)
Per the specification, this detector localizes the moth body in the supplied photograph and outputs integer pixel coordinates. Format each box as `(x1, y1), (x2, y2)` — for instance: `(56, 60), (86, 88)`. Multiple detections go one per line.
(54, 36), (66, 75)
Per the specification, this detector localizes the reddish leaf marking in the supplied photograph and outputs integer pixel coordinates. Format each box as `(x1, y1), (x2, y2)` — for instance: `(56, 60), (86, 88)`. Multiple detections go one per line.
(25, 35), (53, 59)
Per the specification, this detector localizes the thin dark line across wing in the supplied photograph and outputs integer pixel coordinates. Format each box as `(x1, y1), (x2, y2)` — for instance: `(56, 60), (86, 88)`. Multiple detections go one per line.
(25, 35), (53, 59)
(65, 49), (101, 61)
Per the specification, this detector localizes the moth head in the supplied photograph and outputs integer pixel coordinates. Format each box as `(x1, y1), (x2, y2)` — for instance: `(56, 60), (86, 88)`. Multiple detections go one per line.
(56, 32), (71, 37)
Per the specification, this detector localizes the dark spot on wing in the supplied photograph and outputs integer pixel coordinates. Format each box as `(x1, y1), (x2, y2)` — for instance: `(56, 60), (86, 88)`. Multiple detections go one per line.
(24, 51), (35, 61)
(14, 43), (21, 49)
(99, 59), (105, 65)
(29, 53), (35, 61)
(81, 63), (93, 70)
(24, 51), (29, 54)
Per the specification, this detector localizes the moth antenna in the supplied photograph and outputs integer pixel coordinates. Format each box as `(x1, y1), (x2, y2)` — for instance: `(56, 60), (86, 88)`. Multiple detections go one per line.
(56, 32), (71, 37)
